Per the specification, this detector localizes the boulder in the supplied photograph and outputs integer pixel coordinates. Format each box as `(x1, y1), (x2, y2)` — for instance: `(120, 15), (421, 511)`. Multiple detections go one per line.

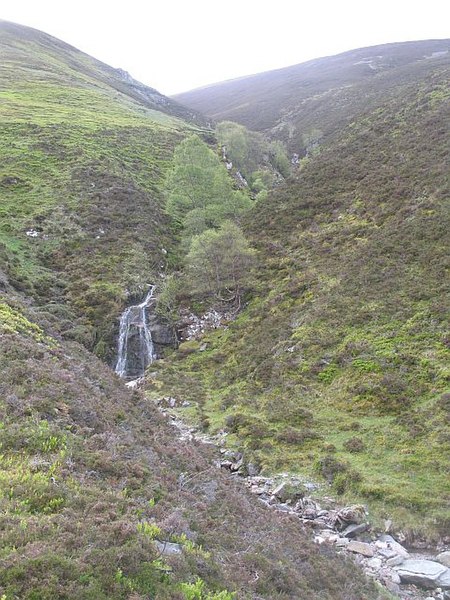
(437, 552), (450, 568)
(395, 559), (447, 589)
(347, 541), (374, 557)
(386, 555), (405, 568)
(378, 534), (409, 558)
(335, 505), (366, 528)
(367, 557), (382, 570)
(230, 457), (244, 472)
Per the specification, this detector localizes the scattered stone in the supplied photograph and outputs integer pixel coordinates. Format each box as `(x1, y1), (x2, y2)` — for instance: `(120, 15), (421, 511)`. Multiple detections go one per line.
(157, 396), (179, 408)
(302, 507), (318, 519)
(384, 519), (393, 532)
(126, 377), (144, 389)
(378, 547), (400, 560)
(272, 481), (305, 503)
(314, 535), (325, 544)
(155, 541), (183, 555)
(230, 457), (243, 472)
(437, 552), (450, 568)
(347, 541), (375, 557)
(250, 485), (267, 495)
(335, 537), (350, 547)
(311, 518), (333, 529)
(275, 503), (293, 513)
(220, 460), (233, 470)
(395, 559), (447, 589)
(246, 463), (260, 476)
(380, 568), (401, 585)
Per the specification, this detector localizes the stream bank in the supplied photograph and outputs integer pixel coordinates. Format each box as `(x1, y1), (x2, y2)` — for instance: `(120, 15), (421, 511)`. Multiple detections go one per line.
(152, 394), (450, 600)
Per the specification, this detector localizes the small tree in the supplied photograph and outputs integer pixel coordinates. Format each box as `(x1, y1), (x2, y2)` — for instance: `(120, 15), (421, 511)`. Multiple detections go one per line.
(165, 135), (251, 242)
(186, 221), (256, 305)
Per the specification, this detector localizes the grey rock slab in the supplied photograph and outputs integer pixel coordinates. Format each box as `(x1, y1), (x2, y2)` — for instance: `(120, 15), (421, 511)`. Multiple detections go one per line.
(342, 522), (370, 538)
(367, 557), (383, 570)
(395, 559), (447, 588)
(347, 541), (375, 557)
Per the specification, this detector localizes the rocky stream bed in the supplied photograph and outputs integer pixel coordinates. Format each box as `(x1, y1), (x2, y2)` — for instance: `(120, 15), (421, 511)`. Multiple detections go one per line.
(148, 393), (450, 600)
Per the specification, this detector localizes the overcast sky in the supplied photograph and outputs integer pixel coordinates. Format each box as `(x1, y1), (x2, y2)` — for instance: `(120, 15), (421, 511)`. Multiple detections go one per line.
(1, 0), (449, 95)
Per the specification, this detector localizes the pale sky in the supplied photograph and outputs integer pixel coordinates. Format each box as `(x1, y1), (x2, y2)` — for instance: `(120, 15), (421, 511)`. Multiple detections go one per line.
(1, 0), (449, 95)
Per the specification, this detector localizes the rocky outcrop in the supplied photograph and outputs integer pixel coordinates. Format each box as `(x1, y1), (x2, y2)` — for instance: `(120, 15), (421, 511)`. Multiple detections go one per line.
(147, 315), (178, 357)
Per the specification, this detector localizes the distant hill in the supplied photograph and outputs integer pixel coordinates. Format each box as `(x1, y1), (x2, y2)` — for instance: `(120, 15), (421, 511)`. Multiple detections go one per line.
(174, 40), (450, 153)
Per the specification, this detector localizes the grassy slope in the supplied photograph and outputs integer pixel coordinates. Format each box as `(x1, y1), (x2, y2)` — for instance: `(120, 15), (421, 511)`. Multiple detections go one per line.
(174, 40), (450, 153)
(154, 47), (450, 539)
(0, 20), (208, 361)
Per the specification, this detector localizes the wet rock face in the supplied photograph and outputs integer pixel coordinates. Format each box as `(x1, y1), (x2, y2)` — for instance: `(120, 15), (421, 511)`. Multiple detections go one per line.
(147, 314), (178, 357)
(121, 322), (153, 378)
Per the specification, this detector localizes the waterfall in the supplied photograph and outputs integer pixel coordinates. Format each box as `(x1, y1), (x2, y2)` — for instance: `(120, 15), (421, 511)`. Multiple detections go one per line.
(115, 286), (156, 378)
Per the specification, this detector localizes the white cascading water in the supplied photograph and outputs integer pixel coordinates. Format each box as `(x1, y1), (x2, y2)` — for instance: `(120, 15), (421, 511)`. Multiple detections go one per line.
(115, 286), (156, 378)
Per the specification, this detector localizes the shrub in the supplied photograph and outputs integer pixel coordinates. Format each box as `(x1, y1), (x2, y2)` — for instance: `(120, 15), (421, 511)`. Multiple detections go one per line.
(315, 455), (348, 483)
(343, 437), (366, 453)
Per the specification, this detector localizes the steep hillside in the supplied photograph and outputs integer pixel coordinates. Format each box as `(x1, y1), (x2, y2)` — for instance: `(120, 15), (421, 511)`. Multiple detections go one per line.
(174, 40), (450, 154)
(0, 20), (208, 362)
(156, 41), (450, 538)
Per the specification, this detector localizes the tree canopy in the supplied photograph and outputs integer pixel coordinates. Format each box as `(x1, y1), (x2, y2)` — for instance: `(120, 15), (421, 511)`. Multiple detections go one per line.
(165, 135), (251, 242)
